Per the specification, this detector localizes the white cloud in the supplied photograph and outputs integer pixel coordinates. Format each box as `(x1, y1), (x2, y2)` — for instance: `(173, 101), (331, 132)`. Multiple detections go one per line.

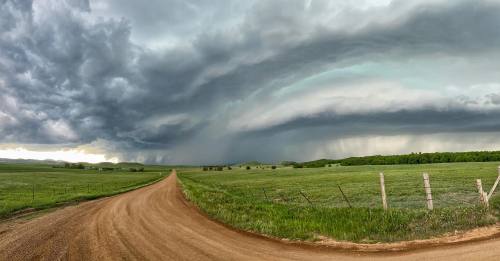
(0, 147), (118, 163)
(42, 119), (78, 142)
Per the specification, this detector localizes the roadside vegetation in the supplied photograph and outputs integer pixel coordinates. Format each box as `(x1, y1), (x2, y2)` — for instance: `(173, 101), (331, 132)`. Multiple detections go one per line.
(0, 163), (168, 218)
(179, 162), (500, 243)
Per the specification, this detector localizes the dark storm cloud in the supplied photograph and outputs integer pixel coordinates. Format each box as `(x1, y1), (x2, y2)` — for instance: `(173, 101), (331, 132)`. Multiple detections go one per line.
(0, 0), (206, 147)
(2, 0), (500, 164)
(240, 109), (500, 138)
(195, 0), (500, 99)
(129, 0), (500, 120)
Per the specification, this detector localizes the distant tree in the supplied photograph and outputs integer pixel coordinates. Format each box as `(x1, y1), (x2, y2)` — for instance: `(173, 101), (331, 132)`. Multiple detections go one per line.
(246, 166), (251, 170)
(313, 151), (500, 166)
(271, 165), (277, 169)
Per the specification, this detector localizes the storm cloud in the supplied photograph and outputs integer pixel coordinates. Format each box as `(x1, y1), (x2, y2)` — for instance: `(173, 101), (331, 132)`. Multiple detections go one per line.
(1, 0), (500, 164)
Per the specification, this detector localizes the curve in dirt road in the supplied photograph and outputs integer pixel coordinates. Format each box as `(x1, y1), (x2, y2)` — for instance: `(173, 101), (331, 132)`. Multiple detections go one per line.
(1, 170), (499, 261)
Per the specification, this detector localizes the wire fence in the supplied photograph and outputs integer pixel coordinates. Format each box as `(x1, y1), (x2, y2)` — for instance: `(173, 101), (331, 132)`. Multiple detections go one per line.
(206, 169), (500, 210)
(2, 183), (123, 200)
(0, 172), (166, 216)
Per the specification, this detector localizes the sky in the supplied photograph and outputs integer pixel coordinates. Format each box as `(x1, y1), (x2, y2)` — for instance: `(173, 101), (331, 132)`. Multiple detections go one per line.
(1, 0), (500, 164)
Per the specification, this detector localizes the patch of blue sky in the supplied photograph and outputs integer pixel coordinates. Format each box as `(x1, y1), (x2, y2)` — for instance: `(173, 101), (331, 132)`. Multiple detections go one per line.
(273, 60), (444, 98)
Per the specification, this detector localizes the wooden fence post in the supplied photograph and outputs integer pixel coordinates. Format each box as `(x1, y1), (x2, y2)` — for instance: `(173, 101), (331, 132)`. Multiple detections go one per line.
(299, 190), (314, 207)
(487, 166), (500, 199)
(476, 179), (483, 204)
(476, 179), (489, 207)
(262, 188), (269, 201)
(337, 185), (352, 208)
(379, 172), (388, 210)
(423, 173), (433, 210)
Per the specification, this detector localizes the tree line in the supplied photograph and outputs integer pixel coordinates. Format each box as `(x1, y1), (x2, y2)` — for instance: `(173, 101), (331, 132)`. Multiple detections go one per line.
(293, 151), (500, 168)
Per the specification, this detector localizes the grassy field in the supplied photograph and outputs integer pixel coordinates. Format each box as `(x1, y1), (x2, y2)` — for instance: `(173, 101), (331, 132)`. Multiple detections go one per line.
(0, 163), (169, 218)
(179, 162), (500, 243)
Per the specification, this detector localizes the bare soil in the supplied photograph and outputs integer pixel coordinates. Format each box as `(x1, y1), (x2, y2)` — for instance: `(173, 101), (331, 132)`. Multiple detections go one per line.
(1, 170), (499, 260)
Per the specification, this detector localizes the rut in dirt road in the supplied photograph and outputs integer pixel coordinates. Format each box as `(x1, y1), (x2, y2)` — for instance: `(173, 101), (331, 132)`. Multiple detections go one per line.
(1, 170), (500, 261)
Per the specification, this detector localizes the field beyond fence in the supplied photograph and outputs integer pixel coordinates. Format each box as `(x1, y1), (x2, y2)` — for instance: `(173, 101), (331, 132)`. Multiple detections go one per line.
(0, 163), (167, 218)
(179, 162), (500, 242)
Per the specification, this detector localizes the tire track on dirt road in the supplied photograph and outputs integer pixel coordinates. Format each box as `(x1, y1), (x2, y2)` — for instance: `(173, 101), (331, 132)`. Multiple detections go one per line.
(1, 170), (499, 260)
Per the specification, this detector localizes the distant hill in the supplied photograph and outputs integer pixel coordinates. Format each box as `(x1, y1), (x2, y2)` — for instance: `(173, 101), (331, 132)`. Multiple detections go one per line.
(292, 159), (338, 168)
(0, 158), (146, 168)
(92, 162), (144, 168)
(0, 158), (63, 165)
(238, 161), (269, 166)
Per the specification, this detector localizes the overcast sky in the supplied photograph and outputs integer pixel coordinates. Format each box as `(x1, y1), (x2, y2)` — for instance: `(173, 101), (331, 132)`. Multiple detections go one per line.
(1, 0), (500, 164)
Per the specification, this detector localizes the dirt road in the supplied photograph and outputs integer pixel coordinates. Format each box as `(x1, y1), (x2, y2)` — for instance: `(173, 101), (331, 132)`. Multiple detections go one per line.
(1, 171), (499, 260)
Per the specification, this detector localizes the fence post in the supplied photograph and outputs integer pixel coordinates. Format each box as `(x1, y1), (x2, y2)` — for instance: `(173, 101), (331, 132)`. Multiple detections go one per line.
(476, 179), (484, 204)
(262, 188), (269, 201)
(423, 173), (433, 210)
(337, 185), (352, 208)
(299, 190), (314, 207)
(487, 166), (500, 199)
(379, 172), (388, 210)
(32, 184), (35, 202)
(476, 179), (489, 207)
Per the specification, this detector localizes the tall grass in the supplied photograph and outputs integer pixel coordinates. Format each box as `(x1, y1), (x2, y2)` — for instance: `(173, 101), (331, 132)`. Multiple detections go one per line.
(179, 162), (500, 242)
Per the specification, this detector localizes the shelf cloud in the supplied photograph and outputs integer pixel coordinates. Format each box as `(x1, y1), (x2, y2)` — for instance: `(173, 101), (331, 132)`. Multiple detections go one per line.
(1, 0), (500, 164)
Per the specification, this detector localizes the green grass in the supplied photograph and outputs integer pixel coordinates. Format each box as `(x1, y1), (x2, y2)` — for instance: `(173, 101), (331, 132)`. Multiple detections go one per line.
(0, 163), (169, 218)
(178, 162), (500, 243)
